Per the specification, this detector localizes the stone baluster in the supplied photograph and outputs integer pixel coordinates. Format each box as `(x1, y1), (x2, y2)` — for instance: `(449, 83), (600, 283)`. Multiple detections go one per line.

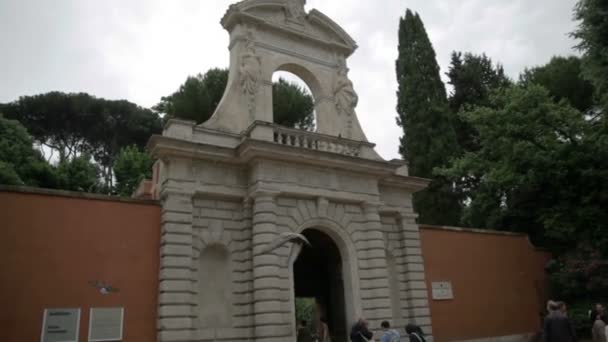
(251, 191), (290, 341)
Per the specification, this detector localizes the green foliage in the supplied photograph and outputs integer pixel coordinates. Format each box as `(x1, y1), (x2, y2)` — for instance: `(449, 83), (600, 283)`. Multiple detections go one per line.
(155, 69), (315, 129)
(548, 244), (608, 301)
(272, 78), (315, 130)
(54, 154), (100, 192)
(0, 161), (22, 185)
(0, 114), (56, 187)
(113, 145), (154, 196)
(155, 68), (228, 124)
(295, 297), (315, 328)
(520, 56), (595, 112)
(437, 84), (608, 252)
(447, 52), (511, 151)
(1, 92), (162, 187)
(396, 9), (461, 225)
(572, 0), (608, 112)
(563, 299), (598, 338)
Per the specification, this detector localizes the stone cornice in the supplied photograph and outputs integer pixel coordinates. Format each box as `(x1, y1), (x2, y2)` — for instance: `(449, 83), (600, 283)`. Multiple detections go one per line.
(147, 134), (237, 163)
(148, 134), (430, 191)
(379, 175), (430, 193)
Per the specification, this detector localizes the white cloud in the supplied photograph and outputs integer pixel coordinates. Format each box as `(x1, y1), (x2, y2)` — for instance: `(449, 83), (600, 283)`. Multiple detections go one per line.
(0, 0), (579, 160)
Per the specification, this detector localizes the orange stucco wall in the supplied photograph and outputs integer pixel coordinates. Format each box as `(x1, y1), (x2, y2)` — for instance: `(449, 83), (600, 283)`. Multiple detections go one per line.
(420, 225), (551, 342)
(0, 189), (161, 342)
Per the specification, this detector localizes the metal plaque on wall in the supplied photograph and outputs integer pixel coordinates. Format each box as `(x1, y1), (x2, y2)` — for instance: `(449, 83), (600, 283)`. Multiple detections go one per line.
(41, 308), (80, 342)
(88, 307), (124, 341)
(431, 281), (454, 300)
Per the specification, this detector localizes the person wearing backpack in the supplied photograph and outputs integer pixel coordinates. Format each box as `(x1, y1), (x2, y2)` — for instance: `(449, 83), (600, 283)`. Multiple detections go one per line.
(380, 321), (400, 342)
(350, 318), (374, 342)
(406, 323), (426, 342)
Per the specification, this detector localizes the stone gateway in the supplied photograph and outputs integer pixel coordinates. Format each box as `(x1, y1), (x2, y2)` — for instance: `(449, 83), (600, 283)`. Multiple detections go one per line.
(149, 0), (434, 341)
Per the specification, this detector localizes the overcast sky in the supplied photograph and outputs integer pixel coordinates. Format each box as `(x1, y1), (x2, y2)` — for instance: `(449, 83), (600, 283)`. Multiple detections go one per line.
(0, 0), (579, 160)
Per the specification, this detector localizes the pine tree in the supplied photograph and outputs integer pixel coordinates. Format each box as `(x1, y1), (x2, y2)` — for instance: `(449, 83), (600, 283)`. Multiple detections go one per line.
(396, 10), (461, 225)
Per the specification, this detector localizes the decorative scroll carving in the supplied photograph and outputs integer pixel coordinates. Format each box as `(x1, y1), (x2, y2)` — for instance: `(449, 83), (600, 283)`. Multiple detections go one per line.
(334, 61), (358, 138)
(240, 32), (262, 116)
(260, 232), (310, 255)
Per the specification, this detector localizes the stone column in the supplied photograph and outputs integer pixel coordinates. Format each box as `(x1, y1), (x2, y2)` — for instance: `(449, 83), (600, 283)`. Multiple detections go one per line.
(397, 212), (433, 341)
(360, 203), (393, 328)
(158, 191), (196, 342)
(251, 191), (290, 342)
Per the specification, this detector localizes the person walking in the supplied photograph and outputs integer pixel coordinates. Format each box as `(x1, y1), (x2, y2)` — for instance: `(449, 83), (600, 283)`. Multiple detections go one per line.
(406, 324), (426, 342)
(542, 301), (577, 342)
(380, 321), (400, 342)
(350, 318), (374, 342)
(316, 317), (331, 342)
(591, 313), (606, 342)
(298, 320), (314, 342)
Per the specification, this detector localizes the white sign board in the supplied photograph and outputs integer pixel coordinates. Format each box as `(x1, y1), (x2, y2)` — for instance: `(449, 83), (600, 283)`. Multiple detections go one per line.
(431, 281), (454, 300)
(41, 308), (80, 342)
(88, 307), (124, 341)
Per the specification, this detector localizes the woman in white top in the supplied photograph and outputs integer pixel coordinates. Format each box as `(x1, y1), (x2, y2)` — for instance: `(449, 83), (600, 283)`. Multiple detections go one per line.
(591, 313), (606, 342)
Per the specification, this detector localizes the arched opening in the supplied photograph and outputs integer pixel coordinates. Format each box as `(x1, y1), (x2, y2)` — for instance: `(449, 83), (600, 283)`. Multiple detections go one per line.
(293, 229), (347, 342)
(197, 245), (232, 329)
(272, 66), (318, 131)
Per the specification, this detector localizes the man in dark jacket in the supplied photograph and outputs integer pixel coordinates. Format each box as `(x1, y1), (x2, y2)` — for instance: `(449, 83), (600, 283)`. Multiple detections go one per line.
(543, 302), (577, 342)
(350, 318), (373, 342)
(297, 320), (313, 342)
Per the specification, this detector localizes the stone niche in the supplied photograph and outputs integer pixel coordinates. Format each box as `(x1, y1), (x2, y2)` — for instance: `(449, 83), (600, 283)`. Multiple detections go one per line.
(148, 0), (435, 341)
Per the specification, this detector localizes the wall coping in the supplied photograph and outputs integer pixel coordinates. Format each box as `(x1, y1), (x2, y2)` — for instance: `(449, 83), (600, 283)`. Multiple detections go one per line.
(420, 224), (551, 253)
(420, 224), (526, 237)
(0, 185), (160, 206)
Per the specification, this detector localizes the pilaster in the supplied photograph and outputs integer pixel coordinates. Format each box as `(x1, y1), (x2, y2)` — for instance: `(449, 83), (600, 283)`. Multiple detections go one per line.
(397, 212), (433, 340)
(251, 191), (291, 341)
(359, 202), (393, 327)
(158, 192), (196, 342)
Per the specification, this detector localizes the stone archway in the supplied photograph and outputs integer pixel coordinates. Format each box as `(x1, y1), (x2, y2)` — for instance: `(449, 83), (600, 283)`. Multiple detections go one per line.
(151, 1), (435, 342)
(293, 228), (347, 342)
(286, 217), (362, 341)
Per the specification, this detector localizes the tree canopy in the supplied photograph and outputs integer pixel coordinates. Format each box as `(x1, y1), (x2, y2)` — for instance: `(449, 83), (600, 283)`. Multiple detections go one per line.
(447, 52), (511, 152)
(0, 114), (100, 191)
(1, 92), (162, 187)
(520, 56), (595, 113)
(272, 78), (315, 130)
(113, 145), (154, 197)
(0, 115), (55, 187)
(154, 68), (229, 124)
(437, 84), (608, 326)
(573, 0), (608, 112)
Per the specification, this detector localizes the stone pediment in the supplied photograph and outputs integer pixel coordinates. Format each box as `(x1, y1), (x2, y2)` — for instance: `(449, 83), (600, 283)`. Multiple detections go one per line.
(221, 0), (358, 56)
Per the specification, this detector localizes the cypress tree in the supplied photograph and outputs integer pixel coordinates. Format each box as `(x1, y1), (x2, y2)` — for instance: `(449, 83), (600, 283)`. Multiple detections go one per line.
(396, 10), (461, 225)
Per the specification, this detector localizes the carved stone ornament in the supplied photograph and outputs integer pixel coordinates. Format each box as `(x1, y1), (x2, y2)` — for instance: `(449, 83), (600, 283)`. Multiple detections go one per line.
(285, 0), (306, 22)
(333, 60), (358, 138)
(240, 31), (262, 115)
